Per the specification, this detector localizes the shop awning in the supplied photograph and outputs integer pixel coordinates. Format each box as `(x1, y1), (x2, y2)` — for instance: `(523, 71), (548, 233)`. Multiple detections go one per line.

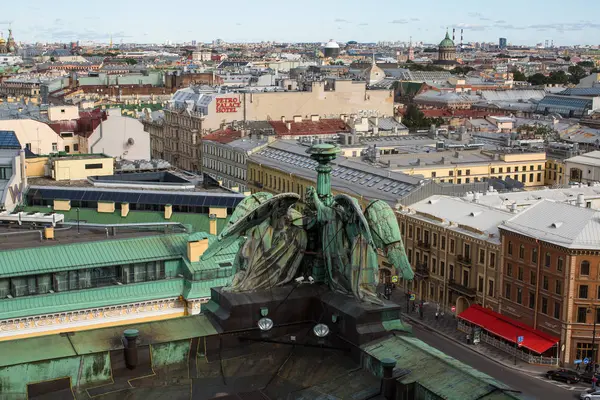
(458, 304), (559, 354)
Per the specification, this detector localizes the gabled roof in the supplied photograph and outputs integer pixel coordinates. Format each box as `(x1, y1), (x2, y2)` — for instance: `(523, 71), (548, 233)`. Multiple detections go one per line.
(500, 199), (600, 249)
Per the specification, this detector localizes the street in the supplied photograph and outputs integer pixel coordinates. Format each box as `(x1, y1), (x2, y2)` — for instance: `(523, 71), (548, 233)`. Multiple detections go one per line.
(411, 322), (584, 400)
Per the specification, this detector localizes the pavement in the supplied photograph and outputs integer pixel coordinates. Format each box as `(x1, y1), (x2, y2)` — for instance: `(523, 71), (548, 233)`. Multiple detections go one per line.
(382, 285), (592, 399)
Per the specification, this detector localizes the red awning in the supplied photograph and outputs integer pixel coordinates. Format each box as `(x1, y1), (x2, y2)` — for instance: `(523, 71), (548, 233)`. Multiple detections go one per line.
(458, 304), (559, 354)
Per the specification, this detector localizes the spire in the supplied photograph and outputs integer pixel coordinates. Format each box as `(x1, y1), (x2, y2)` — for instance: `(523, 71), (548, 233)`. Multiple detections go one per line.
(445, 28), (450, 39)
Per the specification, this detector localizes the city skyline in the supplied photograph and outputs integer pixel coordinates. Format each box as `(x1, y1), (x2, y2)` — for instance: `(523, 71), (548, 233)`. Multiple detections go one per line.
(3, 0), (600, 46)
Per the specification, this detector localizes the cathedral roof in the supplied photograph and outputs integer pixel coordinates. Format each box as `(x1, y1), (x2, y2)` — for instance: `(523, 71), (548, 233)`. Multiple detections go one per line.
(439, 31), (455, 48)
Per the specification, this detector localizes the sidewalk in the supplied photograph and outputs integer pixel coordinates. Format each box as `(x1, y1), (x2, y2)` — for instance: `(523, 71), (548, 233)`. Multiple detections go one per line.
(383, 285), (551, 376)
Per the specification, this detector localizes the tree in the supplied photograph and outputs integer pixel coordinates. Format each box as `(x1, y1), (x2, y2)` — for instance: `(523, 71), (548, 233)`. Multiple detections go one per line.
(592, 68), (600, 74)
(548, 70), (569, 85)
(450, 66), (475, 75)
(125, 58), (138, 65)
(568, 65), (588, 84)
(511, 69), (527, 81)
(578, 60), (595, 68)
(528, 73), (547, 86)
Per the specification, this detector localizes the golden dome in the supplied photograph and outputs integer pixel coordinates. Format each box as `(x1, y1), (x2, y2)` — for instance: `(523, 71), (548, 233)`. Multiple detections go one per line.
(0, 37), (6, 45)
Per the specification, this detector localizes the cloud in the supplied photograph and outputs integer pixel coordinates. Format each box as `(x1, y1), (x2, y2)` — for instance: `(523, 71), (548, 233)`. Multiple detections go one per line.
(334, 18), (349, 23)
(359, 23), (369, 26)
(0, 20), (12, 24)
(468, 12), (482, 18)
(53, 18), (63, 24)
(452, 23), (486, 31)
(236, 23), (242, 26)
(390, 19), (409, 24)
(38, 27), (131, 40)
(491, 21), (600, 32)
(495, 20), (506, 24)
(411, 18), (420, 22)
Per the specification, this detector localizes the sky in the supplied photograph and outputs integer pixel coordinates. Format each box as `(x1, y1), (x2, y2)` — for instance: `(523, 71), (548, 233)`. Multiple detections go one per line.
(3, 0), (600, 46)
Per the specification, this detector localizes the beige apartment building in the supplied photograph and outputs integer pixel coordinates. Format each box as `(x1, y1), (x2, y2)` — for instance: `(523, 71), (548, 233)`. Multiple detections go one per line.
(145, 81), (393, 172)
(393, 150), (547, 188)
(396, 195), (511, 315)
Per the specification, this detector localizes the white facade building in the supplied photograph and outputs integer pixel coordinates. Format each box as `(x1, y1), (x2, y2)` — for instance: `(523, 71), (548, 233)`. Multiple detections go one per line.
(89, 109), (150, 161)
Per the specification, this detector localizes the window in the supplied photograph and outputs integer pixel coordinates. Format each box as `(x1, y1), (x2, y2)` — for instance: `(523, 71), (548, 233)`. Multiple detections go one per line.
(431, 171), (436, 178)
(478, 276), (484, 292)
(505, 283), (511, 299)
(529, 173), (534, 182)
(545, 252), (551, 268)
(73, 144), (79, 152)
(464, 243), (471, 258)
(577, 307), (587, 323)
(507, 167), (511, 173)
(519, 245), (525, 259)
(407, 249), (412, 263)
(52, 143), (58, 152)
(85, 163), (103, 170)
(522, 166), (527, 172)
(518, 266), (523, 281)
(65, 145), (70, 153)
(479, 249), (485, 264)
(490, 253), (496, 268)
(532, 248), (538, 263)
(449, 239), (455, 254)
(507, 241), (513, 255)
(440, 261), (445, 277)
(507, 263), (513, 277)
(541, 297), (548, 314)
(431, 258), (437, 274)
(457, 178), (462, 184)
(530, 271), (537, 285)
(432, 233), (438, 247)
(529, 291), (535, 309)
(537, 173), (542, 182)
(449, 170), (454, 176)
(516, 288), (522, 304)
(581, 260), (590, 276)
(554, 302), (561, 319)
(580, 285), (589, 299)
(555, 280), (562, 295)
(441, 236), (446, 250)
(491, 167), (496, 173)
(416, 227), (421, 241)
(458, 170), (462, 176)
(488, 279), (494, 297)
(499, 167), (503, 173)
(466, 169), (471, 175)
(543, 275), (549, 290)
(60, 132), (73, 138)
(408, 225), (413, 238)
(401, 222), (405, 236)
(556, 257), (563, 272)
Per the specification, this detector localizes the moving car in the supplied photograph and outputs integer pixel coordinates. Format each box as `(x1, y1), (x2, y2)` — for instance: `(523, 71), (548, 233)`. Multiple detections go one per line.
(546, 368), (581, 384)
(580, 388), (600, 400)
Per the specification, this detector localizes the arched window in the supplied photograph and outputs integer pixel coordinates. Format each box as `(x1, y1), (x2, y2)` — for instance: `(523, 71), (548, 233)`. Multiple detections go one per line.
(507, 241), (513, 255)
(570, 168), (583, 182)
(581, 260), (590, 276)
(519, 245), (525, 259)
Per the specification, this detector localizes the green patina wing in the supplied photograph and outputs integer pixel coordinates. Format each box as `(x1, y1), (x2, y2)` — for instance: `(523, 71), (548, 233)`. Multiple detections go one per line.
(201, 193), (300, 260)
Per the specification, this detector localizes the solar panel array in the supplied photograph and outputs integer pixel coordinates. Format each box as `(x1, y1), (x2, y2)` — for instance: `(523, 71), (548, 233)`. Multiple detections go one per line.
(258, 149), (415, 197)
(0, 131), (21, 149)
(28, 188), (243, 208)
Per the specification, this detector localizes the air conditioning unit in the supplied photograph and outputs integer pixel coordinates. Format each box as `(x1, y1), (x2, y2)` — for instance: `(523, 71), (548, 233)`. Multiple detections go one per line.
(209, 213), (217, 219)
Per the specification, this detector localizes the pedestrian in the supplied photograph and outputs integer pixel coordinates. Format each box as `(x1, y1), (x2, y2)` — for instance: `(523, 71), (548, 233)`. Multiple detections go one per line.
(435, 311), (439, 320)
(576, 362), (581, 371)
(592, 375), (598, 390)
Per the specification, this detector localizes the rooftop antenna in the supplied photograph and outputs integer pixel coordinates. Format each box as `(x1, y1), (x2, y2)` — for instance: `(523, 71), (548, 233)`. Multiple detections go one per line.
(461, 29), (464, 51)
(452, 28), (456, 43)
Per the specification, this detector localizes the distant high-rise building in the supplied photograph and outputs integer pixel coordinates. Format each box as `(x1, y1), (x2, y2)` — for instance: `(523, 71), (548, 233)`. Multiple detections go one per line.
(499, 37), (507, 49)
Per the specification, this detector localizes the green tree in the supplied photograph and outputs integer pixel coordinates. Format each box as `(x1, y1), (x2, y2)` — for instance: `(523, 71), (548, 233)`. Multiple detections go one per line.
(511, 69), (527, 81)
(125, 58), (138, 65)
(568, 65), (588, 84)
(577, 60), (595, 68)
(592, 68), (600, 74)
(548, 70), (568, 84)
(450, 66), (475, 75)
(528, 73), (547, 86)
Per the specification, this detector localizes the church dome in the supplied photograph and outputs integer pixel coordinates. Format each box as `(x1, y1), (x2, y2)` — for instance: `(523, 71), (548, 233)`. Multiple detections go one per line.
(325, 39), (340, 49)
(0, 37), (5, 45)
(439, 31), (455, 48)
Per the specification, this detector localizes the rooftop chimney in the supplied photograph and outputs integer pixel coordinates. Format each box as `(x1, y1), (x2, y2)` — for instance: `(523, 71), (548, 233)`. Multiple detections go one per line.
(577, 193), (586, 208)
(286, 122), (292, 131)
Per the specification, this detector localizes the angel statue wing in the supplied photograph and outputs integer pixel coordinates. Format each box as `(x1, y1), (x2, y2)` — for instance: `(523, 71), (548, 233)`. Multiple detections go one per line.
(331, 194), (382, 304)
(201, 192), (300, 261)
(363, 200), (414, 281)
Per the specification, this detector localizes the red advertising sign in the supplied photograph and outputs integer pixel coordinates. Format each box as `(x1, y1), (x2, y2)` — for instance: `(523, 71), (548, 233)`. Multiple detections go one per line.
(216, 97), (241, 113)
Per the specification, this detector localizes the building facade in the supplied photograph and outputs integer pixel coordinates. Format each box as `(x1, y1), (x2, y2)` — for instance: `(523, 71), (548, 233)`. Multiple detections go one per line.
(565, 150), (600, 184)
(396, 196), (508, 315)
(499, 200), (600, 364)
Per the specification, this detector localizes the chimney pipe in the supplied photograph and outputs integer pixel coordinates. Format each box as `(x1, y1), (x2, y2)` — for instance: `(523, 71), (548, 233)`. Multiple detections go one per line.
(123, 329), (139, 370)
(381, 358), (397, 399)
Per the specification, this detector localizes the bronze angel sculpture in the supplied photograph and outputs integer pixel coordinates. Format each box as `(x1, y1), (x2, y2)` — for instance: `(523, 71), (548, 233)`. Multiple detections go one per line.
(201, 143), (414, 304)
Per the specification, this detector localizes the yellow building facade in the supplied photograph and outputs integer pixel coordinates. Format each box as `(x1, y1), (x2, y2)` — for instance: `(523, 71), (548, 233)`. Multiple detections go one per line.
(545, 159), (566, 186)
(397, 152), (547, 188)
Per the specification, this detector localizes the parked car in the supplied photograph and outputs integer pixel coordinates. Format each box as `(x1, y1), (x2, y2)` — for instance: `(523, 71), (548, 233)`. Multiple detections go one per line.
(580, 388), (600, 400)
(546, 368), (581, 384)
(580, 371), (600, 384)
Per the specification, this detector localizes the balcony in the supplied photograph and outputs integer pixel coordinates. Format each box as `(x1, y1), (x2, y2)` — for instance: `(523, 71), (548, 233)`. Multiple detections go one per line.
(448, 278), (476, 297)
(414, 263), (429, 278)
(456, 254), (472, 267)
(417, 240), (431, 251)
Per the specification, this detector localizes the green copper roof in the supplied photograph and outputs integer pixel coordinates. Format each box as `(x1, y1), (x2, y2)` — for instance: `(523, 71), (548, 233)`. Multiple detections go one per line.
(1, 279), (185, 320)
(439, 31), (455, 48)
(0, 234), (189, 278)
(23, 206), (230, 235)
(0, 315), (217, 367)
(362, 335), (521, 400)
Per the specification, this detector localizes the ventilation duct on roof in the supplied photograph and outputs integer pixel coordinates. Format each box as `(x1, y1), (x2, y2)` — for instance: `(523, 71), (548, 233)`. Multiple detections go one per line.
(551, 222), (563, 228)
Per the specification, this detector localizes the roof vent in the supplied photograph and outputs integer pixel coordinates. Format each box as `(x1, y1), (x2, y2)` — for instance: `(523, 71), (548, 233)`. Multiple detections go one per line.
(551, 222), (563, 229)
(428, 198), (439, 204)
(469, 211), (482, 217)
